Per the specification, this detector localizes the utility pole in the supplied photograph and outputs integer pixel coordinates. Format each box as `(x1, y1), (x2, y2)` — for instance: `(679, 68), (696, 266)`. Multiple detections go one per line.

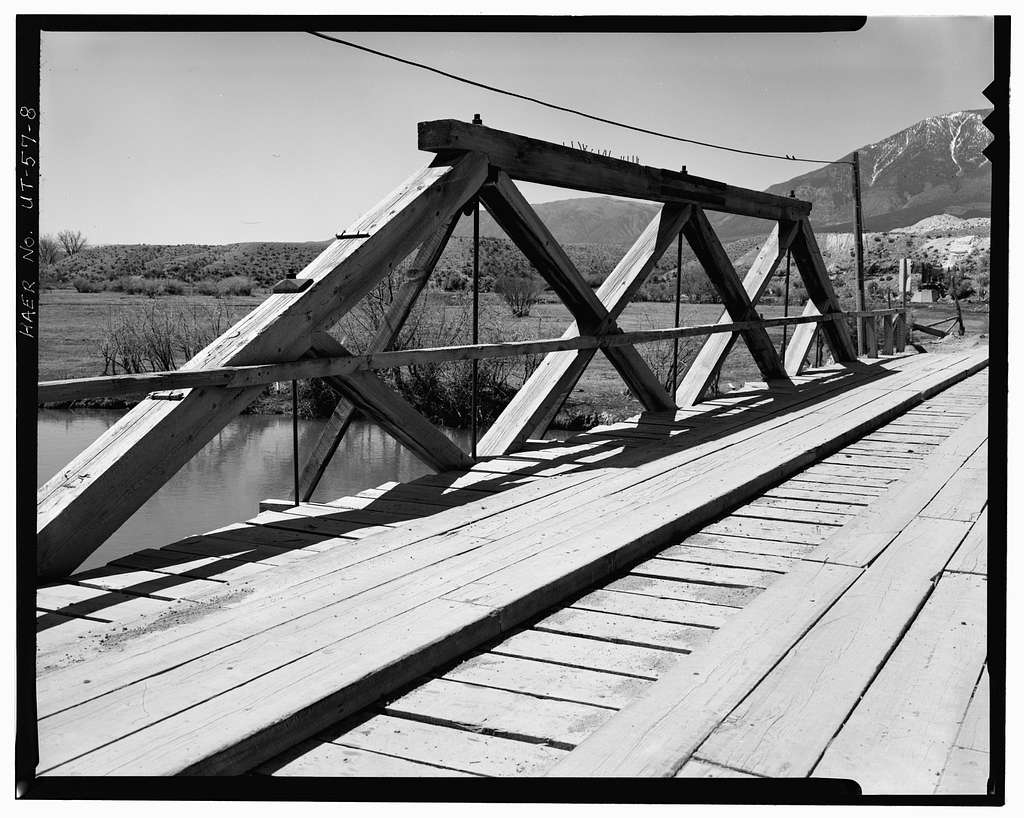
(852, 151), (867, 356)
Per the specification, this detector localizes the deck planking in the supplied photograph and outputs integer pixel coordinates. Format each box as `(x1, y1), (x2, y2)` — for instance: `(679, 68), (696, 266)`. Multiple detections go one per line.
(35, 350), (989, 780)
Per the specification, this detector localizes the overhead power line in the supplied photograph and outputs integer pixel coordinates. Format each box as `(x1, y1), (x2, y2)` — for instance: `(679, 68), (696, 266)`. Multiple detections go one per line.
(308, 31), (854, 167)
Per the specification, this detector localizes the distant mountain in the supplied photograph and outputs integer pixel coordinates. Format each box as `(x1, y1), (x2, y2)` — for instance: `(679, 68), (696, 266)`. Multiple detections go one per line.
(453, 196), (660, 246)
(452, 109), (991, 246)
(711, 109), (992, 238)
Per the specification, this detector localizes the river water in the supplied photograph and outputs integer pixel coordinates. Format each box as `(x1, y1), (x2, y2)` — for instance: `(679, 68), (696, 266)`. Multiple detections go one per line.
(37, 409), (476, 574)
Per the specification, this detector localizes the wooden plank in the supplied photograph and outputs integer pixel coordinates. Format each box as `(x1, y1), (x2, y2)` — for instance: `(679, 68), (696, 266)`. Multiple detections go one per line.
(729, 504), (849, 527)
(111, 549), (275, 583)
(477, 203), (690, 454)
(442, 652), (652, 709)
(264, 741), (475, 777)
(658, 543), (798, 574)
(811, 411), (987, 567)
(766, 481), (881, 501)
(535, 607), (714, 653)
(747, 495), (861, 516)
(631, 557), (780, 589)
(36, 583), (170, 623)
(954, 668), (989, 753)
(546, 561), (860, 776)
(676, 220), (798, 405)
(946, 510), (987, 575)
(384, 678), (615, 750)
(676, 759), (759, 778)
(36, 151), (489, 579)
(299, 213), (459, 500)
(72, 568), (225, 602)
(310, 333), (473, 472)
(864, 314), (879, 358)
(882, 313), (895, 355)
(921, 467), (987, 523)
(935, 746), (989, 794)
(702, 516), (830, 546)
(332, 713), (567, 776)
(813, 573), (987, 793)
(418, 119), (810, 221)
(681, 207), (788, 384)
(608, 575), (762, 608)
(492, 629), (681, 681)
(823, 452), (914, 470)
(571, 588), (734, 628)
(679, 532), (817, 559)
(696, 517), (974, 778)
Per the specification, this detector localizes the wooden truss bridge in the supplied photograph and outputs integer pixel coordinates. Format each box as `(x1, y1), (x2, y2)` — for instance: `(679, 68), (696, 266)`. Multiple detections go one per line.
(34, 120), (991, 792)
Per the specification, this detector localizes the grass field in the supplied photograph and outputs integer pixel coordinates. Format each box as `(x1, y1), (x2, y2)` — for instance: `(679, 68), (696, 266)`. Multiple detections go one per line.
(37, 290), (988, 426)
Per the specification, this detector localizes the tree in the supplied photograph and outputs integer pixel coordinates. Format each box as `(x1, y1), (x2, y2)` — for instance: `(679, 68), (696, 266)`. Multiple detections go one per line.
(57, 229), (88, 257)
(39, 235), (62, 266)
(494, 272), (543, 317)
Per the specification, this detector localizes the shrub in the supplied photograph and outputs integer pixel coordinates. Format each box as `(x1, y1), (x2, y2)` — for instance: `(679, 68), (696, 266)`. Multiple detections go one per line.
(162, 278), (188, 295)
(195, 278), (220, 296)
(72, 276), (103, 293)
(493, 273), (543, 317)
(217, 276), (254, 296)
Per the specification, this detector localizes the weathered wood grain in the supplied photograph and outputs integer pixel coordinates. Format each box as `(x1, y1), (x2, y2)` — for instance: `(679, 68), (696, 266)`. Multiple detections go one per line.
(546, 561), (859, 776)
(813, 573), (987, 793)
(696, 517), (974, 778)
(418, 119), (810, 221)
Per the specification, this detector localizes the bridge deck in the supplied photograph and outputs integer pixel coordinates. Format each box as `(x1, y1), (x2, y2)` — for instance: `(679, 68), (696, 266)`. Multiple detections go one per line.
(35, 348), (989, 789)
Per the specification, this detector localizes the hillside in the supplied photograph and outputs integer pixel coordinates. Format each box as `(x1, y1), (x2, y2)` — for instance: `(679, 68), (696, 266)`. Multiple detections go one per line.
(712, 109), (992, 238)
(452, 197), (661, 246)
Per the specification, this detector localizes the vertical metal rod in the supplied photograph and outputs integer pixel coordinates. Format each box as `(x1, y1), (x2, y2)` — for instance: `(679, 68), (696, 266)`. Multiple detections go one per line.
(291, 380), (299, 506)
(471, 196), (479, 460)
(781, 249), (792, 357)
(671, 231), (682, 390)
(852, 151), (867, 357)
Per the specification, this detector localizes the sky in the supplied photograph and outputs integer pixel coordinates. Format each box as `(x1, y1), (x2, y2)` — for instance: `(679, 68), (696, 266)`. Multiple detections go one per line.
(39, 18), (994, 245)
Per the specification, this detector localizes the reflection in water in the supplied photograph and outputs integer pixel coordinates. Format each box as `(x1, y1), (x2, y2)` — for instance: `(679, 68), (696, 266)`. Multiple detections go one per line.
(37, 409), (473, 574)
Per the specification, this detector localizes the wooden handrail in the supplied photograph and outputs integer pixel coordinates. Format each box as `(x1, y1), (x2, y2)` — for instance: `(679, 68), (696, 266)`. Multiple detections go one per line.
(38, 309), (907, 404)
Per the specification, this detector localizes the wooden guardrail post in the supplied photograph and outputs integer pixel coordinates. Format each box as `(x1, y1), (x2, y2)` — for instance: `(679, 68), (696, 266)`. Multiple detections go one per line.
(881, 313), (895, 355)
(894, 311), (907, 352)
(864, 314), (879, 359)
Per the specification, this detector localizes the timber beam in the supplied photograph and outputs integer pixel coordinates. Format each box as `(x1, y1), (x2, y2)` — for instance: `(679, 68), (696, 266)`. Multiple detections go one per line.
(681, 207), (789, 385)
(298, 214), (461, 500)
(36, 151), (489, 579)
(676, 220), (799, 405)
(478, 172), (674, 413)
(419, 119), (811, 222)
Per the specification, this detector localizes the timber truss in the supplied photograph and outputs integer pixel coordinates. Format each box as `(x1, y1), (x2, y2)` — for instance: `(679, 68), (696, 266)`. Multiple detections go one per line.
(37, 119), (856, 579)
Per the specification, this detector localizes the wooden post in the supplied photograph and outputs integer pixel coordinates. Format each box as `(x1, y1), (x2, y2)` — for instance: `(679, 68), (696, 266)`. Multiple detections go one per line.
(864, 314), (879, 359)
(894, 311), (907, 352)
(882, 313), (895, 355)
(852, 152), (867, 356)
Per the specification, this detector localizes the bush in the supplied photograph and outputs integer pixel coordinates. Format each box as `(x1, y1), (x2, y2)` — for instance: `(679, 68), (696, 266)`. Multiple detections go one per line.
(493, 273), (543, 317)
(217, 276), (254, 296)
(98, 301), (241, 375)
(195, 278), (220, 296)
(162, 278), (188, 295)
(72, 276), (103, 293)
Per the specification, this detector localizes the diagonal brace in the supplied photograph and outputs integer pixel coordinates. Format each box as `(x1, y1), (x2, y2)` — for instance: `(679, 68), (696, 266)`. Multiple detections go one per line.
(681, 207), (789, 384)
